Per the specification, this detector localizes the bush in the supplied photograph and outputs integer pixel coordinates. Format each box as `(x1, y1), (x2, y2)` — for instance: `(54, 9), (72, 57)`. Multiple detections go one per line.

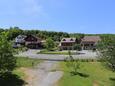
(45, 38), (55, 51)
(65, 51), (81, 75)
(0, 33), (16, 73)
(97, 37), (115, 71)
(110, 77), (115, 81)
(74, 44), (82, 51)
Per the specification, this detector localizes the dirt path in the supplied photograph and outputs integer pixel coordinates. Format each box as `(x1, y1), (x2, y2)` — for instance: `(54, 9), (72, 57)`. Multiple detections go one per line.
(24, 61), (63, 86)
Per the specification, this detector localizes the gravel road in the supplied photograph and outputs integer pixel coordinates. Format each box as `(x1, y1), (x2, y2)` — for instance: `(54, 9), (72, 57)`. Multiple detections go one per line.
(25, 61), (63, 86)
(16, 49), (98, 61)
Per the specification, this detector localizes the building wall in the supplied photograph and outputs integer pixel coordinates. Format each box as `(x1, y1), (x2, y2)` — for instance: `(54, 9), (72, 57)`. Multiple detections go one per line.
(60, 42), (75, 50)
(81, 42), (97, 50)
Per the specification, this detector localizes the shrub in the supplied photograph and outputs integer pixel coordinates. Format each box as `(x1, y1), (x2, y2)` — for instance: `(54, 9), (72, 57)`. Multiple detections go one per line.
(65, 51), (81, 75)
(45, 38), (55, 51)
(74, 44), (82, 51)
(0, 33), (16, 73)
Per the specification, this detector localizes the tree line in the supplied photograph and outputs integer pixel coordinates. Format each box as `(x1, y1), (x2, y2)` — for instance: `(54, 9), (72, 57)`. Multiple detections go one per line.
(0, 27), (69, 41)
(0, 27), (115, 41)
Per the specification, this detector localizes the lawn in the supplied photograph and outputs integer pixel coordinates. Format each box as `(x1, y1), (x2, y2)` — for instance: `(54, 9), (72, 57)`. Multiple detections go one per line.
(58, 62), (115, 86)
(16, 57), (41, 68)
(38, 49), (78, 55)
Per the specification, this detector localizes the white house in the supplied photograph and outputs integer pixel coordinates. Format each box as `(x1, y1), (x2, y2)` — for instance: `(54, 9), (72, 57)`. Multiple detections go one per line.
(15, 35), (26, 44)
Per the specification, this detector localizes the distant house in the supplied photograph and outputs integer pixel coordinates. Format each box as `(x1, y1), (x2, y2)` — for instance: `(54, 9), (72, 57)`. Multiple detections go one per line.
(15, 35), (26, 44)
(81, 36), (101, 50)
(13, 35), (26, 48)
(59, 38), (77, 50)
(24, 35), (41, 49)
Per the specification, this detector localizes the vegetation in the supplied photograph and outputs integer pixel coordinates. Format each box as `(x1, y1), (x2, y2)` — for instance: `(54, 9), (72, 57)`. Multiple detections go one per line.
(45, 38), (55, 50)
(59, 62), (115, 86)
(38, 49), (78, 55)
(0, 72), (26, 86)
(0, 27), (70, 41)
(7, 27), (23, 40)
(0, 31), (41, 86)
(59, 50), (115, 86)
(14, 46), (28, 53)
(98, 36), (115, 71)
(16, 57), (41, 68)
(0, 57), (41, 86)
(0, 27), (115, 41)
(65, 51), (82, 75)
(74, 44), (82, 51)
(0, 32), (16, 73)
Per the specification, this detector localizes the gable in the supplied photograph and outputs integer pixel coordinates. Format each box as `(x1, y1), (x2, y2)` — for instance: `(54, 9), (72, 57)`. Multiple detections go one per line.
(61, 38), (76, 43)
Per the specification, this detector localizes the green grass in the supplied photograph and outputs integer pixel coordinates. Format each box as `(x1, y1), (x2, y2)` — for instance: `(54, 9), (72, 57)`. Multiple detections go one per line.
(38, 49), (77, 55)
(14, 47), (28, 53)
(58, 62), (115, 86)
(38, 51), (69, 55)
(16, 57), (41, 68)
(13, 68), (25, 79)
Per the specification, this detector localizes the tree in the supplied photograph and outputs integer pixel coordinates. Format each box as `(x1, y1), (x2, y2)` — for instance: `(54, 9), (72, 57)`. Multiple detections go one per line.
(97, 36), (115, 71)
(0, 28), (4, 33)
(65, 51), (89, 78)
(7, 27), (23, 40)
(45, 38), (55, 50)
(0, 32), (16, 73)
(65, 51), (81, 75)
(74, 44), (82, 51)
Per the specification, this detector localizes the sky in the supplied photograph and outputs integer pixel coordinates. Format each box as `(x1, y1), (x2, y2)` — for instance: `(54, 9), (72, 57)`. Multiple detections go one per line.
(0, 0), (115, 34)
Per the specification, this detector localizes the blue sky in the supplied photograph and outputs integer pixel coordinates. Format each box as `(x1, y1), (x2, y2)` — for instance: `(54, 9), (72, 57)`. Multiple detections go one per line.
(0, 0), (115, 34)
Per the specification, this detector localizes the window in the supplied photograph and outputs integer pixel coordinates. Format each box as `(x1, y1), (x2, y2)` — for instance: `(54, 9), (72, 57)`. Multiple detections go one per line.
(70, 39), (73, 41)
(63, 39), (66, 41)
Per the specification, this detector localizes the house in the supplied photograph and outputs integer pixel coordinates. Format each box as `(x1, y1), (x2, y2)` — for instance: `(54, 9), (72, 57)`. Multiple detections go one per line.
(59, 38), (77, 50)
(15, 35), (26, 44)
(81, 36), (101, 50)
(13, 35), (26, 48)
(24, 35), (41, 49)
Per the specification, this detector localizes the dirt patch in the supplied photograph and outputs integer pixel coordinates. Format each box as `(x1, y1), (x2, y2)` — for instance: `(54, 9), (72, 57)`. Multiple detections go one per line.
(19, 67), (34, 84)
(19, 61), (63, 86)
(93, 81), (99, 86)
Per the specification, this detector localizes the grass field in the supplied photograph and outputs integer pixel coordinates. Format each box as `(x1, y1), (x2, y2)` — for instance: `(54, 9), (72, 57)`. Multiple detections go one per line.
(58, 62), (115, 86)
(38, 49), (77, 55)
(16, 57), (41, 68)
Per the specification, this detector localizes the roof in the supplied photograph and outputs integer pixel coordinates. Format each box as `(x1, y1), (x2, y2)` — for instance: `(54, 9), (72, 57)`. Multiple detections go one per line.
(81, 36), (101, 43)
(24, 35), (41, 42)
(61, 38), (76, 43)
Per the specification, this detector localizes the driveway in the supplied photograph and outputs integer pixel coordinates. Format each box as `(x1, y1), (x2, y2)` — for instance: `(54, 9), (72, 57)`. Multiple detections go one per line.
(24, 61), (63, 86)
(16, 49), (98, 61)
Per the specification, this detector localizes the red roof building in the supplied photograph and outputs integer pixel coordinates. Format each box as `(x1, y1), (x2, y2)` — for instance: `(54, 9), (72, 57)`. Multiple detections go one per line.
(81, 36), (101, 50)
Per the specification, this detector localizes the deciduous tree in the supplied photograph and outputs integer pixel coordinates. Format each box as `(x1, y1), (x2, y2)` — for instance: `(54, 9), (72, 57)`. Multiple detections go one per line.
(98, 36), (115, 71)
(45, 38), (55, 50)
(0, 32), (16, 73)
